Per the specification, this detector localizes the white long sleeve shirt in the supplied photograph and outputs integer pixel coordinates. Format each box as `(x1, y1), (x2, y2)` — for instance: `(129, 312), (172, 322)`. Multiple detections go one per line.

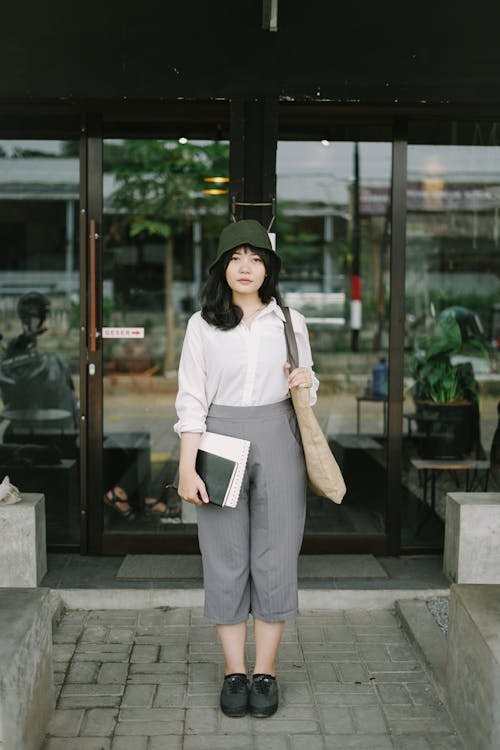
(174, 297), (319, 435)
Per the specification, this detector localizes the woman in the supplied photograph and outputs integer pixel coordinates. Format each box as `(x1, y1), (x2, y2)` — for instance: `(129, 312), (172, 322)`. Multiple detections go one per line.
(174, 219), (318, 718)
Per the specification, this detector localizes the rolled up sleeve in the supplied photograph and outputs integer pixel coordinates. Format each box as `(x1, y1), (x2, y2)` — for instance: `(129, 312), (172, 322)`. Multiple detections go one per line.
(292, 310), (320, 406)
(174, 315), (209, 435)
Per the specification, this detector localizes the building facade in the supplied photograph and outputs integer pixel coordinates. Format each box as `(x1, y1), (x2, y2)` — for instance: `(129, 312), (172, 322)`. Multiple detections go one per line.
(0, 1), (499, 555)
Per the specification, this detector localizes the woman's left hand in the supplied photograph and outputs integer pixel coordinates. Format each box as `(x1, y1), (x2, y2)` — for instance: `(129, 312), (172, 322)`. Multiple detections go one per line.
(284, 362), (313, 389)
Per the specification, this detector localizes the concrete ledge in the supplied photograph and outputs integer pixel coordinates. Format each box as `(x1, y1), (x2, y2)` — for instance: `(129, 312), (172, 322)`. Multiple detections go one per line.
(53, 586), (450, 611)
(446, 584), (500, 750)
(0, 493), (47, 587)
(0, 588), (54, 750)
(396, 599), (447, 701)
(444, 492), (500, 583)
(49, 589), (69, 628)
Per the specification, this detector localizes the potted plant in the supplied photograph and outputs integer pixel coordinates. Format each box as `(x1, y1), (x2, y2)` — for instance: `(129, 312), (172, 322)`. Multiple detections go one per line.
(409, 311), (488, 460)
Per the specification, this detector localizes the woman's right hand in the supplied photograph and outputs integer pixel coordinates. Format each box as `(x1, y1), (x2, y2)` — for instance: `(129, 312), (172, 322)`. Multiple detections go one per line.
(177, 469), (209, 505)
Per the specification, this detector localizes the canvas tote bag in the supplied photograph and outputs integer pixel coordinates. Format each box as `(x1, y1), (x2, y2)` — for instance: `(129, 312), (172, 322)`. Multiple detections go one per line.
(281, 306), (346, 504)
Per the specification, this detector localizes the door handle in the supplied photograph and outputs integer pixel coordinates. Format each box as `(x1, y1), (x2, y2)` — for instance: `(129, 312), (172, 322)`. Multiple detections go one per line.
(89, 218), (98, 353)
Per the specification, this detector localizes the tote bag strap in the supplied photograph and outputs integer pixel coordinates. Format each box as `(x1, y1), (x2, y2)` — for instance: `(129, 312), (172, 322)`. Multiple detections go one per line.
(280, 306), (299, 371)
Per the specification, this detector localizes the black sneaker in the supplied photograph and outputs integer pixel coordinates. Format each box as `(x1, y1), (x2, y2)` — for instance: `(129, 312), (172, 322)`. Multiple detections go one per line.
(220, 673), (249, 717)
(249, 673), (279, 717)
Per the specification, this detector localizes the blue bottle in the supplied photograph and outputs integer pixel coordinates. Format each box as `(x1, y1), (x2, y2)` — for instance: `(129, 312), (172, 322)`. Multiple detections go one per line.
(372, 357), (388, 400)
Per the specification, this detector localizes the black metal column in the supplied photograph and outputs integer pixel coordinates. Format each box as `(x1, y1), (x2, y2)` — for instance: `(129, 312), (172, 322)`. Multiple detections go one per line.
(350, 141), (361, 351)
(82, 113), (104, 555)
(229, 99), (278, 228)
(78, 116), (89, 553)
(386, 118), (408, 555)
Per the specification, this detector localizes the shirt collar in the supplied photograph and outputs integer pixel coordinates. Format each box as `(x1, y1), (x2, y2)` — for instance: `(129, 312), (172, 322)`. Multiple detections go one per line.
(237, 297), (285, 324)
(265, 297), (286, 322)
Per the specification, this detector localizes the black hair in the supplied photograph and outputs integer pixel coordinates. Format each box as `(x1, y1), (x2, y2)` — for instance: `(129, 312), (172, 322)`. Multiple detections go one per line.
(201, 245), (282, 330)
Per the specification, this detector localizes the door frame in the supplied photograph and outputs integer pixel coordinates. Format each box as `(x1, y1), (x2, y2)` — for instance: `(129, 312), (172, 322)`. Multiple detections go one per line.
(81, 113), (105, 554)
(82, 106), (232, 555)
(80, 104), (406, 557)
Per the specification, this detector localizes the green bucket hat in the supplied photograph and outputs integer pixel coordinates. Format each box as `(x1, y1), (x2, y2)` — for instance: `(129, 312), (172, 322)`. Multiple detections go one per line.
(210, 219), (280, 271)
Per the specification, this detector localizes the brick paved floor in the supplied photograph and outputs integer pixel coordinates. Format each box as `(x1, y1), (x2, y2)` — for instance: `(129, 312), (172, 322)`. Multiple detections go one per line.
(43, 607), (464, 750)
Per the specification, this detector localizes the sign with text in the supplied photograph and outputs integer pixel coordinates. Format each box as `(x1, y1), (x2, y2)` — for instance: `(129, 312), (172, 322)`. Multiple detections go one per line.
(102, 327), (145, 339)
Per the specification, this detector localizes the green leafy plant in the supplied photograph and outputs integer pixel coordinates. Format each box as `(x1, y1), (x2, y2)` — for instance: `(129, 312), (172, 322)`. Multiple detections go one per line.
(409, 314), (488, 404)
(106, 139), (229, 369)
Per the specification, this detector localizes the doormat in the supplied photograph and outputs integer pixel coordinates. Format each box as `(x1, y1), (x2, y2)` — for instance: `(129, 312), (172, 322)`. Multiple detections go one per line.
(299, 555), (387, 580)
(116, 554), (388, 581)
(117, 555), (203, 581)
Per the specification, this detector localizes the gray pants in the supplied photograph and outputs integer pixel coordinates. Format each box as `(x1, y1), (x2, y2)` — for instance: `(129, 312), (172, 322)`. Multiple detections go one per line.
(196, 400), (307, 624)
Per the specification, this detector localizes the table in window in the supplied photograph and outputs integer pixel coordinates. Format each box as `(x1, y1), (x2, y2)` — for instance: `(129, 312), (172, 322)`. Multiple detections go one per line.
(410, 457), (490, 514)
(356, 394), (387, 435)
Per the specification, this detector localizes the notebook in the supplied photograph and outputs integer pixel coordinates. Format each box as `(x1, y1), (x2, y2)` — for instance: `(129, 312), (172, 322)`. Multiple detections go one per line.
(174, 431), (251, 508)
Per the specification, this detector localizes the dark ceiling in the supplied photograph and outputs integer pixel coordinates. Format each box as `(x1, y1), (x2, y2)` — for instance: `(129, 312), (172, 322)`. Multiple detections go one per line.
(2, 0), (500, 106)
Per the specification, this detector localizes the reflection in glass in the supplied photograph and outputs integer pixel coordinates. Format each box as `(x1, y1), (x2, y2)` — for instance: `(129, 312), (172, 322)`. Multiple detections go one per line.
(277, 140), (392, 537)
(403, 145), (500, 548)
(101, 138), (229, 533)
(0, 140), (80, 544)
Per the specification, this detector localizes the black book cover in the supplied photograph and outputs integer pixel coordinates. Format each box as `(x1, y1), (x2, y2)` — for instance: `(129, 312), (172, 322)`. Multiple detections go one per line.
(172, 450), (237, 507)
(196, 449), (237, 506)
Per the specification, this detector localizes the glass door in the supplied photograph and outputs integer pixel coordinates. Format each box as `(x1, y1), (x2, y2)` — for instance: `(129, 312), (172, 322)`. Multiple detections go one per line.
(0, 138), (81, 546)
(276, 139), (393, 551)
(94, 136), (229, 553)
(402, 140), (500, 548)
